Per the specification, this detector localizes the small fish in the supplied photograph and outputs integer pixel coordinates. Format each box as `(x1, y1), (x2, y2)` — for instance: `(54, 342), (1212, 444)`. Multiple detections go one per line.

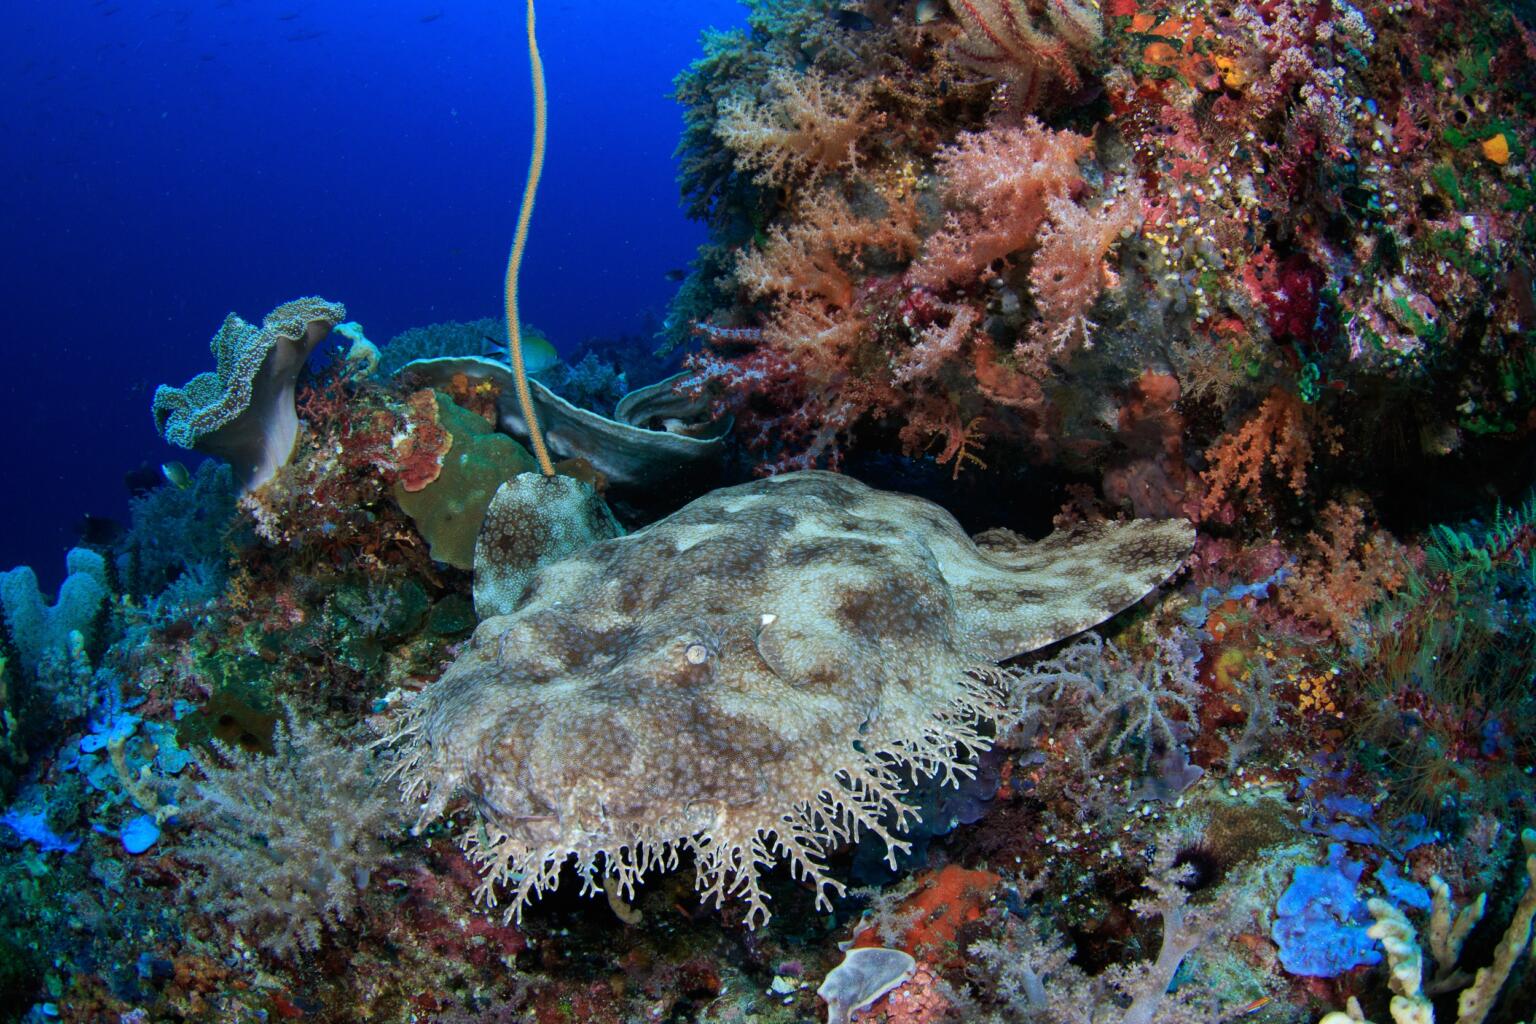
(663, 268), (687, 282)
(481, 332), (560, 374)
(162, 461), (192, 490)
(1233, 997), (1271, 1018)
(419, 10), (443, 22)
(915, 0), (943, 24)
(832, 6), (874, 30)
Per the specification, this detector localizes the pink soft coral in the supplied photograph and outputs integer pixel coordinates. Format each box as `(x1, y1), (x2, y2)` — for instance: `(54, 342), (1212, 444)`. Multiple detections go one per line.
(893, 299), (981, 385)
(736, 188), (919, 311)
(683, 300), (889, 474)
(1028, 183), (1143, 353)
(910, 120), (1092, 290)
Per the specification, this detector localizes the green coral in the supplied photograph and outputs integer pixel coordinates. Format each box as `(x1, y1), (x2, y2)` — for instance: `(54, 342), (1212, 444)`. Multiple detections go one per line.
(329, 578), (431, 673)
(392, 392), (538, 570)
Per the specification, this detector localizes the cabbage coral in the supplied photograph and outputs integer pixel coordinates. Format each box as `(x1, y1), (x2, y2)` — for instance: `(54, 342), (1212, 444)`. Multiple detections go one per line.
(152, 297), (347, 492)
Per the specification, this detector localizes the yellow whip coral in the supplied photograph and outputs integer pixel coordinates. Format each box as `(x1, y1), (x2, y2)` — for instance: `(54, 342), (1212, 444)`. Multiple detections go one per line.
(505, 0), (554, 477)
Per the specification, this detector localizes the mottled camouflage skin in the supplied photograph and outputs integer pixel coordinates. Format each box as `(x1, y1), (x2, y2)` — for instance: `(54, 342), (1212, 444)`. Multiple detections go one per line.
(392, 470), (1193, 925)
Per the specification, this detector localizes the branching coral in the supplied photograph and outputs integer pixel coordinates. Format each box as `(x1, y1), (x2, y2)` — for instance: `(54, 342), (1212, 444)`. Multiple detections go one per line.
(379, 318), (509, 378)
(911, 120), (1092, 290)
(690, 186), (923, 471)
(1197, 389), (1325, 522)
(945, 0), (1103, 111)
(1278, 500), (1411, 640)
(1012, 629), (1201, 773)
(893, 299), (981, 386)
(1028, 183), (1144, 354)
(962, 832), (1253, 1024)
(117, 461), (239, 601)
(715, 68), (880, 189)
(736, 187), (919, 311)
(180, 708), (401, 959)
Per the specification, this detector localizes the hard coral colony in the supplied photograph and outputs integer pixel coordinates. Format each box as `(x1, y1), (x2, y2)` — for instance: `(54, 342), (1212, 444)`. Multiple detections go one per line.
(0, 1), (1535, 1023)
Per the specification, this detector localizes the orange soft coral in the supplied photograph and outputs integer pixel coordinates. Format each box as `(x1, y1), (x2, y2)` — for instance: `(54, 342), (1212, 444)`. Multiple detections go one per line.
(910, 120), (1092, 290)
(1197, 388), (1322, 522)
(1279, 500), (1411, 639)
(737, 188), (919, 311)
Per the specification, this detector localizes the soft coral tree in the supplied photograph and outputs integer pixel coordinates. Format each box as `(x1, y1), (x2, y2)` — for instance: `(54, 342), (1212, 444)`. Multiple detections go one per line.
(1029, 183), (1144, 353)
(736, 187), (919, 311)
(910, 119), (1093, 291)
(945, 0), (1103, 113)
(685, 186), (924, 471)
(715, 68), (881, 189)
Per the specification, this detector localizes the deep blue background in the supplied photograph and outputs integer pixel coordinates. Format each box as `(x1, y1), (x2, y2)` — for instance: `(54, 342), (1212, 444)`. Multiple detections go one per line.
(0, 0), (746, 588)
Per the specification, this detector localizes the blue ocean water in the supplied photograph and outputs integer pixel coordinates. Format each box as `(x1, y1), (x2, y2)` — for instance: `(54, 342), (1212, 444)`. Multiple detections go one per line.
(0, 0), (745, 587)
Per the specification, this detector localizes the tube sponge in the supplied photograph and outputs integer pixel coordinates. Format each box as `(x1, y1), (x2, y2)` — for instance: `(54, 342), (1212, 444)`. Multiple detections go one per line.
(0, 547), (109, 677)
(152, 297), (346, 492)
